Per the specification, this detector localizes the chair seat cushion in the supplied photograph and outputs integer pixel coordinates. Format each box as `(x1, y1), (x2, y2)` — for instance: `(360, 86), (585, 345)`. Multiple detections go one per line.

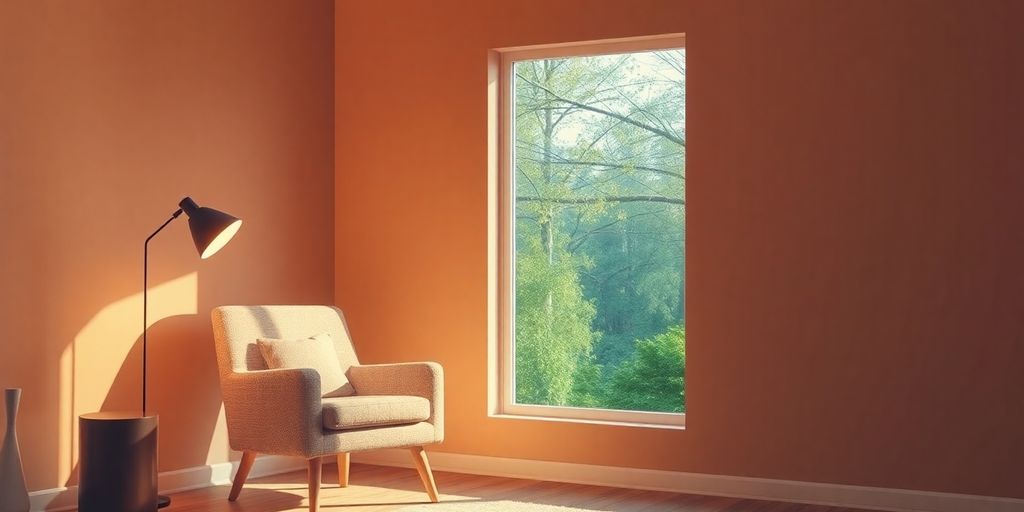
(322, 395), (430, 431)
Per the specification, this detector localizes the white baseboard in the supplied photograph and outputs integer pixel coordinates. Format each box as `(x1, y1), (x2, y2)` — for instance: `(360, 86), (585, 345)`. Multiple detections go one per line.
(352, 449), (1024, 512)
(29, 454), (308, 512)
(28, 449), (1024, 512)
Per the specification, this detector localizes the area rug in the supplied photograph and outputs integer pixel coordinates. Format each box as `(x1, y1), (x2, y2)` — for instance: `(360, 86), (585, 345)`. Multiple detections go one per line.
(398, 501), (600, 512)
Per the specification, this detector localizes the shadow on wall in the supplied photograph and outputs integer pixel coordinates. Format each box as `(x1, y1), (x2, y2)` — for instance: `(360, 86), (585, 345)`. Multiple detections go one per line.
(59, 272), (227, 487)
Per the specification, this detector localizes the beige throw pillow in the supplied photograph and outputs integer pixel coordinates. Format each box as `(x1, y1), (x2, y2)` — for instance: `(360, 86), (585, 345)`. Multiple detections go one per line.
(257, 333), (355, 398)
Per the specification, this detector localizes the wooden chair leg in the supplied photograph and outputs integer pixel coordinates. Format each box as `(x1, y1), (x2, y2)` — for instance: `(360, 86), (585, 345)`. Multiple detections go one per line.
(337, 452), (350, 487)
(409, 447), (439, 503)
(308, 457), (322, 512)
(228, 451), (256, 501)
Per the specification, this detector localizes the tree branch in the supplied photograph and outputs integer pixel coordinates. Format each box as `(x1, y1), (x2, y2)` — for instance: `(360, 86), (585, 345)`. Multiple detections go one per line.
(516, 73), (685, 147)
(517, 195), (684, 205)
(547, 159), (683, 180)
(567, 208), (672, 253)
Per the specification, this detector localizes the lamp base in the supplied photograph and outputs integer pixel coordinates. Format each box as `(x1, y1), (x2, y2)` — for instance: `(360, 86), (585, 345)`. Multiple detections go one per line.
(158, 495), (171, 508)
(79, 413), (159, 512)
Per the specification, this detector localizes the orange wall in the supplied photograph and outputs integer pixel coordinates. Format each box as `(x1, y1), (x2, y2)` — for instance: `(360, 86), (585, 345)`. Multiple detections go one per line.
(0, 0), (334, 491)
(335, 0), (1024, 499)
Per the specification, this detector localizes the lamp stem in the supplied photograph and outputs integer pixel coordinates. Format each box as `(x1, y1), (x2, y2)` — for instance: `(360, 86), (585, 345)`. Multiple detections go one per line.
(143, 208), (184, 416)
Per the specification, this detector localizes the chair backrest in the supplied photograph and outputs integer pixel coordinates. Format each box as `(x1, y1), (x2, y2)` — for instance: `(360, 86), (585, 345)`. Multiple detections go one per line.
(211, 305), (360, 376)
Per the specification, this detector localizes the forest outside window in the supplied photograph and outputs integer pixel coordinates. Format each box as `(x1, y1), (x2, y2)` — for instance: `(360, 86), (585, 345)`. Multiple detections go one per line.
(497, 35), (685, 427)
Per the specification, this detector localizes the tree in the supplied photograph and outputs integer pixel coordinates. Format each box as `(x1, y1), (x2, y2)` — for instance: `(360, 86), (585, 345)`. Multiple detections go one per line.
(512, 49), (686, 411)
(514, 237), (598, 406)
(605, 326), (685, 413)
(573, 203), (684, 373)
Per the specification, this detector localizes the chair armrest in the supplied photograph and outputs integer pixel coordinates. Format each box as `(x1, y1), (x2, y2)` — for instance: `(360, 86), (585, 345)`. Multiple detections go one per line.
(348, 362), (444, 442)
(220, 368), (324, 457)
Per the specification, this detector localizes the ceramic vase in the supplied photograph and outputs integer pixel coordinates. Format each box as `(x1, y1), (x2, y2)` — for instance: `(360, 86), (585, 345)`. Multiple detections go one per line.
(0, 388), (30, 512)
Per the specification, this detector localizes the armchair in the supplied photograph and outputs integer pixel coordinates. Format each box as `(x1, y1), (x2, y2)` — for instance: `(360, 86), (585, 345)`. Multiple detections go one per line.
(211, 305), (444, 511)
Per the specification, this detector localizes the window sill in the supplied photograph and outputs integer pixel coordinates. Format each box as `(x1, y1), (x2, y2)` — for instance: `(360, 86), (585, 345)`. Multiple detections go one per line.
(489, 412), (686, 431)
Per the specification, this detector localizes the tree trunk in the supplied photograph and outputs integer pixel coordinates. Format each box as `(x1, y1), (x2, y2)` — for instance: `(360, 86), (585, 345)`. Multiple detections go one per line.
(541, 60), (555, 314)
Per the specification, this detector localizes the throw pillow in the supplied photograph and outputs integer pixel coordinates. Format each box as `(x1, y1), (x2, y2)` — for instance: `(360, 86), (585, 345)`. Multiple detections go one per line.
(257, 332), (355, 398)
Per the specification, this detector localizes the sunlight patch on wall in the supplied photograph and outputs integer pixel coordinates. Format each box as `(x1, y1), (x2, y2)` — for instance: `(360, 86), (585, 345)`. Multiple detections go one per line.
(59, 272), (198, 483)
(207, 404), (231, 465)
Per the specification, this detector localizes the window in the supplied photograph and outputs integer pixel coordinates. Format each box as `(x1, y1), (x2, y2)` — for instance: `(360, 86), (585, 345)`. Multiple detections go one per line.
(495, 35), (686, 427)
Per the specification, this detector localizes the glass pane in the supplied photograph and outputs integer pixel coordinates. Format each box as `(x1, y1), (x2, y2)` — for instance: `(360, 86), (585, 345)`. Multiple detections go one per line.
(512, 49), (686, 414)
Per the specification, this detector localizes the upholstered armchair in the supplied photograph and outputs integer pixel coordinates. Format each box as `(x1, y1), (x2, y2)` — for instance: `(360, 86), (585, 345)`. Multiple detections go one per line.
(211, 305), (444, 511)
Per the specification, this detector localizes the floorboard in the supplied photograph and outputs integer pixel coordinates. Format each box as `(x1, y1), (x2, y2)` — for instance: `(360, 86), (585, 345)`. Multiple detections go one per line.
(162, 462), (874, 512)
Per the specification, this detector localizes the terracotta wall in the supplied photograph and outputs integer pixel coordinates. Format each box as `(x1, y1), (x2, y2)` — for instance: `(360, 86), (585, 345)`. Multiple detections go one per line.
(335, 0), (1023, 499)
(0, 0), (334, 491)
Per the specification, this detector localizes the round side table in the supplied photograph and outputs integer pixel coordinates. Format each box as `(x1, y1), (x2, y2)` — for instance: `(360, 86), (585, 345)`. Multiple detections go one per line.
(78, 412), (158, 512)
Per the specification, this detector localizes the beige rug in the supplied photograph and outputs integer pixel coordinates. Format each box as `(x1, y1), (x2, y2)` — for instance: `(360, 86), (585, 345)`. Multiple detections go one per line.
(398, 501), (601, 512)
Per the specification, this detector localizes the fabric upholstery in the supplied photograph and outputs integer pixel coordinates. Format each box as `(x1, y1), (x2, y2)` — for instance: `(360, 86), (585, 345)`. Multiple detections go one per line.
(349, 362), (444, 442)
(212, 305), (360, 375)
(211, 305), (444, 458)
(322, 395), (430, 430)
(258, 333), (355, 397)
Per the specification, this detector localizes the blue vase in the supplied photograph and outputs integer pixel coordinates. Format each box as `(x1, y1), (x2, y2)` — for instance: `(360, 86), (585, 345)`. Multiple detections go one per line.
(0, 388), (30, 512)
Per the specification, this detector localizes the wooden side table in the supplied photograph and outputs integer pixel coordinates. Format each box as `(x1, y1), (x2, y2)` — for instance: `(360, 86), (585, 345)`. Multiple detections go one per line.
(78, 412), (158, 512)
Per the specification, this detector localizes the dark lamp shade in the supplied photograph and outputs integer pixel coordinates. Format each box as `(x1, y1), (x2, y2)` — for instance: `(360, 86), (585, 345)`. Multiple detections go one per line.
(178, 197), (243, 259)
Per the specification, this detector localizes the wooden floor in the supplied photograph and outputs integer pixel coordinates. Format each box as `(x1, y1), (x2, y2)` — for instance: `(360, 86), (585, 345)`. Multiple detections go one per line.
(166, 463), (872, 512)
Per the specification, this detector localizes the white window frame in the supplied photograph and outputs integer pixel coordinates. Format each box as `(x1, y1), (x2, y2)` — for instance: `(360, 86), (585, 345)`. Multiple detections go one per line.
(494, 34), (686, 429)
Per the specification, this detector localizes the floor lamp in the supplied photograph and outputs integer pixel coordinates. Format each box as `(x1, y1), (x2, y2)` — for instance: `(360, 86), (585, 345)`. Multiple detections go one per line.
(144, 196), (242, 507)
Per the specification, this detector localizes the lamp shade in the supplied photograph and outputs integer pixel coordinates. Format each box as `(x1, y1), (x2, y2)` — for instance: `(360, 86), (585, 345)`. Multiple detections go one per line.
(178, 197), (242, 259)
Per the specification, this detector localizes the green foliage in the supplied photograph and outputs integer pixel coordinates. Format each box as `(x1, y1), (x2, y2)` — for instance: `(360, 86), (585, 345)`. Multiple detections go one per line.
(514, 238), (598, 406)
(579, 201), (684, 373)
(511, 49), (686, 414)
(606, 326), (686, 413)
